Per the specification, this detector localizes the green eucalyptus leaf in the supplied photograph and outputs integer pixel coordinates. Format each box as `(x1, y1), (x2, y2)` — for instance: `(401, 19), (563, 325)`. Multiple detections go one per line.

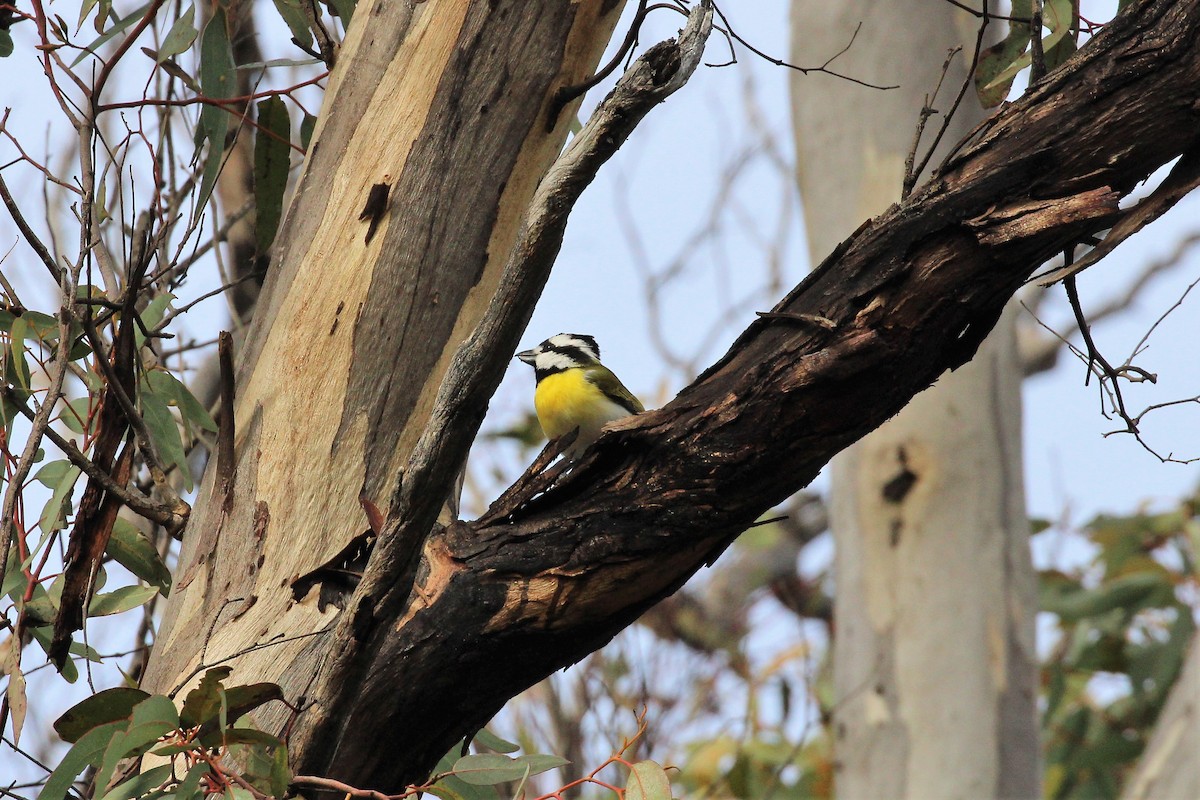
(193, 8), (236, 220)
(158, 5), (197, 62)
(271, 0), (313, 47)
(71, 2), (151, 66)
(41, 721), (126, 800)
(8, 316), (31, 390)
(33, 458), (74, 489)
(59, 396), (93, 434)
(329, 0), (355, 24)
(99, 764), (174, 800)
(140, 378), (192, 491)
(93, 695), (181, 793)
(625, 760), (673, 800)
(175, 763), (211, 800)
(982, 0), (1076, 94)
(108, 517), (172, 595)
(973, 0), (1031, 108)
(88, 584), (160, 616)
(473, 728), (520, 754)
(180, 666), (233, 729)
(39, 464), (81, 532)
(254, 95), (292, 256)
(299, 112), (317, 151)
(29, 625), (80, 682)
(452, 753), (568, 786)
(54, 687), (150, 743)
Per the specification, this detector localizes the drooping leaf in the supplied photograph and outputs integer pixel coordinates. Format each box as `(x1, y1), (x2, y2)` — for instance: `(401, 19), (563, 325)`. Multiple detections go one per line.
(625, 760), (673, 800)
(254, 95), (292, 256)
(8, 316), (31, 390)
(59, 396), (93, 434)
(299, 112), (317, 151)
(0, 30), (13, 58)
(973, 0), (1032, 108)
(107, 517), (172, 594)
(94, 0), (115, 34)
(93, 696), (181, 793)
(76, 0), (101, 31)
(134, 292), (176, 349)
(157, 4), (197, 62)
(140, 378), (192, 491)
(54, 686), (151, 742)
(329, 0), (355, 25)
(180, 666), (233, 729)
(88, 583), (160, 616)
(982, 0), (1076, 95)
(38, 464), (81, 532)
(99, 764), (174, 800)
(71, 2), (152, 66)
(40, 721), (127, 800)
(5, 645), (26, 745)
(147, 369), (217, 442)
(175, 763), (211, 800)
(193, 7), (236, 220)
(271, 0), (313, 48)
(452, 753), (569, 786)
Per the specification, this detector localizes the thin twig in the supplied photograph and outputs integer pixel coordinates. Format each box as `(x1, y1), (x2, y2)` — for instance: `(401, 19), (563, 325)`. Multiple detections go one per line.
(0, 171), (63, 281)
(919, 2), (992, 181)
(1064, 274), (1138, 434)
(711, 7), (897, 91)
(0, 268), (78, 613)
(1029, 0), (1046, 83)
(79, 315), (190, 526)
(0, 386), (176, 525)
(902, 46), (961, 198)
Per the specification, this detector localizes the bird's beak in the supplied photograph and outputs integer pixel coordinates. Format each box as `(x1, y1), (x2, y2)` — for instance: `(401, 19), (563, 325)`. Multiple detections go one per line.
(516, 349), (537, 365)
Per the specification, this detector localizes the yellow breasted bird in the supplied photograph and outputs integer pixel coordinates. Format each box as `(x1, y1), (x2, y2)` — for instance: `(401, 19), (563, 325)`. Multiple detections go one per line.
(516, 333), (644, 457)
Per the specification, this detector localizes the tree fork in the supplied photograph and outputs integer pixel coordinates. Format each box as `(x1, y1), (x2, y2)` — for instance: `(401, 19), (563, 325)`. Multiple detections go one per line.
(305, 0), (1199, 788)
(139, 0), (629, 761)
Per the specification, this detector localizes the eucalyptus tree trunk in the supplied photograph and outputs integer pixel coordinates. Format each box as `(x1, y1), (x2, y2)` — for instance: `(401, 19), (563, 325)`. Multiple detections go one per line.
(1121, 634), (1200, 799)
(139, 0), (626, 782)
(789, 3), (1040, 797)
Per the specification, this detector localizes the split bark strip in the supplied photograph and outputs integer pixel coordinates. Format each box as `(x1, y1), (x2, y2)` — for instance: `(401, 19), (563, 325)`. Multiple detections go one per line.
(289, 3), (715, 778)
(300, 0), (1200, 788)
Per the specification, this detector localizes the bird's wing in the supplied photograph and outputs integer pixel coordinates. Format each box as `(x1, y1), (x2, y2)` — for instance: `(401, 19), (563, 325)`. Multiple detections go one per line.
(587, 366), (645, 415)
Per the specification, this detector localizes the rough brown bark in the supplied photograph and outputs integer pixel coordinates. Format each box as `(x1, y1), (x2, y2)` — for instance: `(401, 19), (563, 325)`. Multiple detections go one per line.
(307, 0), (1200, 789)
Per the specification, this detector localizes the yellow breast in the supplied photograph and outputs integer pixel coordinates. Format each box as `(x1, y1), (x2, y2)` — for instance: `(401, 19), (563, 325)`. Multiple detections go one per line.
(534, 369), (632, 443)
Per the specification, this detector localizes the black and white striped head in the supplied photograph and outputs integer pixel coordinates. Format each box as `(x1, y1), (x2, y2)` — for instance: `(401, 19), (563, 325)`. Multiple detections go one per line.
(517, 333), (602, 380)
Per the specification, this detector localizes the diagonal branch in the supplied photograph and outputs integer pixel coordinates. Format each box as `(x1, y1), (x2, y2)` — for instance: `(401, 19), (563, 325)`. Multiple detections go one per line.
(288, 0), (1200, 789)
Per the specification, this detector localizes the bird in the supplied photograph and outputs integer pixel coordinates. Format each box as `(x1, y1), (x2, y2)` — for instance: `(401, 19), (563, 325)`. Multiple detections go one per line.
(516, 333), (644, 457)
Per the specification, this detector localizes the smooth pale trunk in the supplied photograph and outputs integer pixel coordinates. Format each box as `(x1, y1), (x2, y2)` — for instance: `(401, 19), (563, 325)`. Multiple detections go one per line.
(789, 2), (1040, 797)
